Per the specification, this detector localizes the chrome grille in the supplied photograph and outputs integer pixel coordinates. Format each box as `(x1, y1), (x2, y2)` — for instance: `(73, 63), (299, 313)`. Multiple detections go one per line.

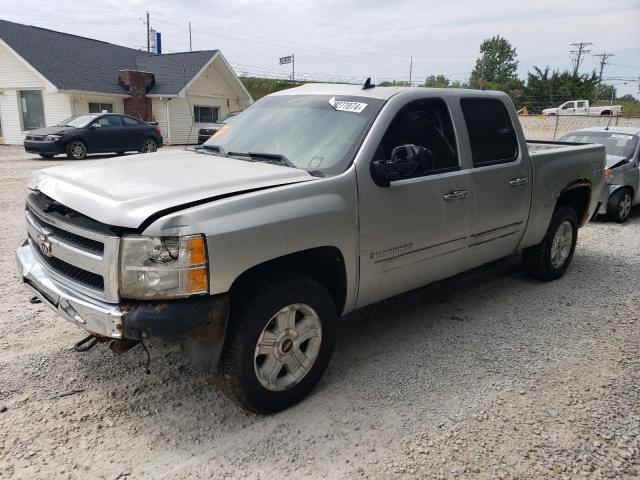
(25, 193), (120, 302)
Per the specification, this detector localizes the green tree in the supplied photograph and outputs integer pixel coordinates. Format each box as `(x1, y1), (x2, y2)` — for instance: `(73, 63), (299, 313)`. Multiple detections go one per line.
(469, 35), (519, 89)
(523, 66), (600, 113)
(424, 75), (450, 88)
(379, 80), (411, 87)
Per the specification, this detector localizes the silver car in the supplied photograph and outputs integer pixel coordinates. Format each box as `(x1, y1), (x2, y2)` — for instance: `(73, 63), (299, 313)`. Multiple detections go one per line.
(560, 127), (640, 223)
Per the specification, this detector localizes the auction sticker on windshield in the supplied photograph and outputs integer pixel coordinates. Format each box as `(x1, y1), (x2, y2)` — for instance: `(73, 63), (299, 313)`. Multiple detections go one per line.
(329, 97), (368, 113)
(611, 134), (633, 140)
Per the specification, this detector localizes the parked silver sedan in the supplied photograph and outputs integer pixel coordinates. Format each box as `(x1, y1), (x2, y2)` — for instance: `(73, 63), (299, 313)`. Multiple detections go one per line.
(560, 127), (640, 223)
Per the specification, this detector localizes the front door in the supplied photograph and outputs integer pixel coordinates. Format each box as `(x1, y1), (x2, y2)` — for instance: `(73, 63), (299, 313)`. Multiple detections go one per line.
(356, 96), (473, 308)
(88, 115), (126, 152)
(460, 97), (531, 266)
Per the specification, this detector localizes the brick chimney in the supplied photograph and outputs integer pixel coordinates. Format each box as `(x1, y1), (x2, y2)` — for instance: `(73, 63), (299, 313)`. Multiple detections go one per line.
(118, 70), (155, 121)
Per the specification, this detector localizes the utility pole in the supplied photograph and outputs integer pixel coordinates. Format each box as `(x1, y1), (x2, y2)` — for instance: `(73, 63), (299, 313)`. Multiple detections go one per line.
(479, 54), (485, 90)
(189, 22), (192, 52)
(409, 56), (413, 86)
(146, 11), (150, 52)
(593, 53), (614, 101)
(570, 42), (592, 76)
(292, 54), (295, 84)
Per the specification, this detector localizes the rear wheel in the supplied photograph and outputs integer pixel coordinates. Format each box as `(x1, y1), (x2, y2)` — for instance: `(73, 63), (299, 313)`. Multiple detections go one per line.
(140, 138), (157, 153)
(38, 153), (55, 159)
(65, 140), (87, 160)
(522, 205), (578, 281)
(215, 274), (337, 414)
(607, 188), (633, 223)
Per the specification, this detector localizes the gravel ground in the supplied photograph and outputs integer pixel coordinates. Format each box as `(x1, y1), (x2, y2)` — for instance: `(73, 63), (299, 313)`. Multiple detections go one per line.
(0, 144), (639, 479)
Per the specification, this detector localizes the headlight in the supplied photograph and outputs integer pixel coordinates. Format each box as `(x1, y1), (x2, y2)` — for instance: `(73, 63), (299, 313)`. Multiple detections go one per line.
(46, 134), (63, 141)
(119, 234), (208, 300)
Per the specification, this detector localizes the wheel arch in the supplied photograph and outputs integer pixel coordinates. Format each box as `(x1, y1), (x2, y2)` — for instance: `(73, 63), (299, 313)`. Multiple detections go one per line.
(228, 246), (348, 317)
(556, 180), (592, 226)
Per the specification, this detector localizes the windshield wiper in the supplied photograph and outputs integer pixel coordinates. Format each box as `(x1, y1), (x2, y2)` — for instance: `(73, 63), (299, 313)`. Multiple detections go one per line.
(200, 144), (228, 157)
(228, 151), (296, 168)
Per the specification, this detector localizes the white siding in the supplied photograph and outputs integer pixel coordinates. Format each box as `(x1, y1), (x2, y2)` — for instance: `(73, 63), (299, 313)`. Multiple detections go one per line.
(0, 42), (48, 144)
(44, 92), (72, 126)
(69, 95), (125, 115)
(151, 98), (169, 144)
(162, 58), (248, 144)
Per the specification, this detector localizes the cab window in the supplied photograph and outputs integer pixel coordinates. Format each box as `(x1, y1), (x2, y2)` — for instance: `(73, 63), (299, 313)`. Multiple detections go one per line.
(460, 98), (519, 167)
(373, 98), (459, 178)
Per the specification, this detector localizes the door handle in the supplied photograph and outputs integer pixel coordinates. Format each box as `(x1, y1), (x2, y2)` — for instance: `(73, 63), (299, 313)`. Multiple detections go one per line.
(509, 177), (528, 187)
(443, 190), (469, 201)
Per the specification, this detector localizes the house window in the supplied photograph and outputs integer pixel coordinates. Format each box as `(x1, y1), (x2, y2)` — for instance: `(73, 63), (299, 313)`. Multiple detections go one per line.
(19, 90), (45, 130)
(194, 105), (219, 123)
(89, 102), (114, 113)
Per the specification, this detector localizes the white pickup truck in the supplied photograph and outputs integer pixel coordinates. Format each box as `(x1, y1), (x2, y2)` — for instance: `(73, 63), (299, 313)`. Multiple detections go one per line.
(16, 84), (606, 413)
(542, 100), (622, 116)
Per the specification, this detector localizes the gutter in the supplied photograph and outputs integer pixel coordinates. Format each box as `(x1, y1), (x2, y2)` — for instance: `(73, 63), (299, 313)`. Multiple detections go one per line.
(165, 99), (172, 145)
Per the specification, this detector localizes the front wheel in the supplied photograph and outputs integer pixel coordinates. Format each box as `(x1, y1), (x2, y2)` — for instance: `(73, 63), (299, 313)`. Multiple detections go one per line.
(522, 205), (578, 281)
(65, 140), (87, 160)
(216, 275), (337, 414)
(140, 138), (157, 153)
(607, 189), (633, 223)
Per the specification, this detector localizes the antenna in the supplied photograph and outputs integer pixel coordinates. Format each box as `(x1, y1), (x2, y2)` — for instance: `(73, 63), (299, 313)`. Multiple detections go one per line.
(362, 77), (375, 90)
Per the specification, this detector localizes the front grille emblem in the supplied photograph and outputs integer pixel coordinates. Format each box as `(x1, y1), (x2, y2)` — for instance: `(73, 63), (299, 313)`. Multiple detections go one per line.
(37, 233), (52, 257)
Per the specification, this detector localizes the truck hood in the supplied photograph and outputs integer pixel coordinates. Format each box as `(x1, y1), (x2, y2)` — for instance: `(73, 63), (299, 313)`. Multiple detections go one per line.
(542, 108), (558, 115)
(28, 149), (315, 229)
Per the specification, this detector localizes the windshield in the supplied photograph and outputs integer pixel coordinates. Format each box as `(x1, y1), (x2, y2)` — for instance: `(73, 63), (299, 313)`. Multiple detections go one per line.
(559, 131), (639, 160)
(56, 114), (99, 128)
(202, 94), (384, 175)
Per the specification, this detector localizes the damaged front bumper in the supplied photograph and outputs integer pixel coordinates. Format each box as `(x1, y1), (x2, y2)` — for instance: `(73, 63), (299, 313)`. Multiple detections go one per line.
(16, 243), (229, 366)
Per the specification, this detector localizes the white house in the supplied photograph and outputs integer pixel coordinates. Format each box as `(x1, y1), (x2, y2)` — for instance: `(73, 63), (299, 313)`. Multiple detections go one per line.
(0, 19), (253, 145)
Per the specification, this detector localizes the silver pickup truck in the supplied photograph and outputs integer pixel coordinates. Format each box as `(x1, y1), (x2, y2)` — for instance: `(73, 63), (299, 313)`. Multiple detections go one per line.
(16, 84), (605, 413)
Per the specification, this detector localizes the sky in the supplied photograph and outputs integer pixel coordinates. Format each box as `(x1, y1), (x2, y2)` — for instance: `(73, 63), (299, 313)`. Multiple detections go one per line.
(2, 0), (639, 98)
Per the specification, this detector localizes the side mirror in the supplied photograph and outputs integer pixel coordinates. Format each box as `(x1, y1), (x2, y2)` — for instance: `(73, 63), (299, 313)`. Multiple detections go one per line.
(90, 123), (101, 129)
(371, 144), (427, 187)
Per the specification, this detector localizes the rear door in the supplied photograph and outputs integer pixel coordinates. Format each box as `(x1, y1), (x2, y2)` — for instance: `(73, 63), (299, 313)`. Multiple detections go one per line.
(356, 95), (473, 307)
(460, 97), (531, 266)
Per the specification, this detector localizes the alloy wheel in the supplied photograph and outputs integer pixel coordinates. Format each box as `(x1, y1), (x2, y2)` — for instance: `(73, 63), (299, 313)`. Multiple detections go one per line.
(550, 220), (573, 268)
(254, 303), (322, 392)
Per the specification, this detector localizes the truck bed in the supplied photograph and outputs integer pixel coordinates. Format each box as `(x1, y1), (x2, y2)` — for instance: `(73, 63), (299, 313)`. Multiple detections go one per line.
(519, 140), (606, 249)
(527, 140), (584, 153)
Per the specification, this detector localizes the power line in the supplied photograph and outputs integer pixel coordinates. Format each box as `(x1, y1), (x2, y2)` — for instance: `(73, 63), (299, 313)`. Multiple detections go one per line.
(570, 42), (592, 76)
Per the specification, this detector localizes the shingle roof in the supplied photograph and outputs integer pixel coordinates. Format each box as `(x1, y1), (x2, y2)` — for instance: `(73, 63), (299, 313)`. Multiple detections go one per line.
(0, 19), (217, 95)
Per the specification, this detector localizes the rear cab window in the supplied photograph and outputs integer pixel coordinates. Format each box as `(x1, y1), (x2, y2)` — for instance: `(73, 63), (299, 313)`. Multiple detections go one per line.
(460, 98), (519, 167)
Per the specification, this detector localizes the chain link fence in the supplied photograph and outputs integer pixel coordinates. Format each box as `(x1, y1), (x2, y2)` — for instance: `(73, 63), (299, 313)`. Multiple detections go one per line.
(518, 115), (640, 141)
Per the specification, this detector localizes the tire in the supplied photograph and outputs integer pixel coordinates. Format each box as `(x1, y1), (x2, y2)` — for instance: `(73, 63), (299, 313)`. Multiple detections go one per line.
(522, 205), (578, 281)
(606, 188), (633, 223)
(140, 138), (157, 153)
(215, 274), (338, 414)
(38, 153), (55, 159)
(65, 140), (87, 160)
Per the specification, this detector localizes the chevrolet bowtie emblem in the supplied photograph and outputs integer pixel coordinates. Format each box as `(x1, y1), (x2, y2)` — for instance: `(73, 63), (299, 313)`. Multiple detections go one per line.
(37, 233), (52, 257)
